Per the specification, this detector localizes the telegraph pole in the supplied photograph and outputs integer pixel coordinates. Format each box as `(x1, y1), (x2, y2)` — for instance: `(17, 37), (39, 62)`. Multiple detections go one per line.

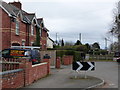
(79, 33), (81, 42)
(56, 33), (58, 44)
(105, 38), (107, 50)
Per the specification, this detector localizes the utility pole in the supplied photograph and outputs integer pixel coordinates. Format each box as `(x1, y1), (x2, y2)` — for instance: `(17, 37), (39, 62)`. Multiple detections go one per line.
(105, 38), (107, 50)
(79, 33), (81, 42)
(56, 33), (57, 44)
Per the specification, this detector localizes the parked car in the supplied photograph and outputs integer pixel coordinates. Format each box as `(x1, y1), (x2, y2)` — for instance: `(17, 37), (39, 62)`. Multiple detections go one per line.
(114, 52), (120, 63)
(1, 48), (41, 65)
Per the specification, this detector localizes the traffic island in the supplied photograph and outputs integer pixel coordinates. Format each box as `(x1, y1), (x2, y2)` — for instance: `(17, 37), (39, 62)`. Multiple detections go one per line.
(69, 75), (105, 89)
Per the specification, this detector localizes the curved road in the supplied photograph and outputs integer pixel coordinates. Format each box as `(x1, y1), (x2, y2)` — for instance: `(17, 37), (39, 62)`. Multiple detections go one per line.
(22, 61), (119, 89)
(86, 61), (119, 88)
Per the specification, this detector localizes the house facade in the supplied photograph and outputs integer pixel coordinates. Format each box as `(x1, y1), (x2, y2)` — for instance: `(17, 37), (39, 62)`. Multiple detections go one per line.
(47, 37), (54, 49)
(0, 1), (48, 50)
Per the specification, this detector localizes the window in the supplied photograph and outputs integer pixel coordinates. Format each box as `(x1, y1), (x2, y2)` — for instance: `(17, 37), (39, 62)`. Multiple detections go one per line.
(39, 28), (42, 37)
(22, 41), (25, 46)
(31, 42), (34, 46)
(31, 24), (34, 35)
(41, 23), (44, 27)
(16, 20), (19, 35)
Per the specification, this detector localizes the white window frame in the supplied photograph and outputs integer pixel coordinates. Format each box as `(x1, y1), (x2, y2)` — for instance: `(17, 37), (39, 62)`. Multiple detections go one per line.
(16, 19), (19, 35)
(39, 28), (42, 37)
(22, 40), (25, 46)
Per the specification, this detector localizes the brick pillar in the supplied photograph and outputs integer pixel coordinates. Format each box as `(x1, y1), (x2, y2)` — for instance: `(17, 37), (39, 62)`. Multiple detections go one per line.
(69, 56), (73, 64)
(19, 59), (32, 86)
(56, 57), (61, 69)
(42, 59), (50, 74)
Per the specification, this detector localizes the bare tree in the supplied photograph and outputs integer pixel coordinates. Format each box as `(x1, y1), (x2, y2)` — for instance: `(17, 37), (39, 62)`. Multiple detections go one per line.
(109, 1), (120, 52)
(109, 3), (118, 37)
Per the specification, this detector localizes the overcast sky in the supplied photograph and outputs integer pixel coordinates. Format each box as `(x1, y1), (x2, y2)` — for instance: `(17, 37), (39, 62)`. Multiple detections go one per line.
(4, 0), (119, 49)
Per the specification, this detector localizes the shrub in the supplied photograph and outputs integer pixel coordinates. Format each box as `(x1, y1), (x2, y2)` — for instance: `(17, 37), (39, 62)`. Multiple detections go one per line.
(56, 50), (83, 62)
(73, 51), (83, 61)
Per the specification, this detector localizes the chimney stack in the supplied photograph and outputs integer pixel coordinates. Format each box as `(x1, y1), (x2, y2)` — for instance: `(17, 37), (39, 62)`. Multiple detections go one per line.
(9, 1), (22, 9)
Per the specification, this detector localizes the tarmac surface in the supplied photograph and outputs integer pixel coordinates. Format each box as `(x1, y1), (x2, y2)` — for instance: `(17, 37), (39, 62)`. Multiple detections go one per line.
(21, 65), (104, 89)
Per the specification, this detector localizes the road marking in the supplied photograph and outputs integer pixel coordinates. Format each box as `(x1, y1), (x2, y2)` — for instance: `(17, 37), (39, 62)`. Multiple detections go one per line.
(109, 83), (115, 86)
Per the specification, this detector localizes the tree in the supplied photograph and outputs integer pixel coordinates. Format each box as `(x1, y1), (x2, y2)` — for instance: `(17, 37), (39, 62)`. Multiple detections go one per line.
(109, 3), (119, 37)
(109, 42), (118, 52)
(85, 43), (91, 53)
(92, 42), (100, 50)
(85, 43), (91, 50)
(109, 1), (120, 51)
(65, 41), (74, 46)
(75, 40), (82, 45)
(61, 38), (64, 47)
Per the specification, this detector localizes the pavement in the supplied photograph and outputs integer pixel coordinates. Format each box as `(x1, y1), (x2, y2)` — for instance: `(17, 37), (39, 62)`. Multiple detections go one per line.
(20, 65), (104, 89)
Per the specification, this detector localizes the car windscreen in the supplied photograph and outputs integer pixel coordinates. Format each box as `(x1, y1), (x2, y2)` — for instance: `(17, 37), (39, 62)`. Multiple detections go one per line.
(2, 49), (31, 58)
(2, 50), (10, 57)
(31, 50), (40, 58)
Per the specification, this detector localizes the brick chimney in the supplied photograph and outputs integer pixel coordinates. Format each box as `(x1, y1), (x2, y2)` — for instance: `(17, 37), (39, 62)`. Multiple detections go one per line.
(9, 1), (22, 9)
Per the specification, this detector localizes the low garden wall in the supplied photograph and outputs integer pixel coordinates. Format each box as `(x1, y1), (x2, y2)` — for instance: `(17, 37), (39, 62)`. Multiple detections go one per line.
(1, 58), (50, 89)
(1, 69), (24, 88)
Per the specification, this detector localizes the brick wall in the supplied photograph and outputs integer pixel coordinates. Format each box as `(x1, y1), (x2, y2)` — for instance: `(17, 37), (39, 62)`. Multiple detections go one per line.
(40, 30), (47, 50)
(62, 56), (73, 65)
(1, 69), (24, 88)
(56, 57), (61, 69)
(1, 8), (11, 50)
(1, 8), (37, 50)
(1, 58), (50, 89)
(24, 61), (48, 85)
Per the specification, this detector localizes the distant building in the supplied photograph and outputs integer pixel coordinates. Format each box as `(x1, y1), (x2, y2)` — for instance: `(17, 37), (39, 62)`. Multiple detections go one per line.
(47, 37), (54, 49)
(0, 1), (49, 50)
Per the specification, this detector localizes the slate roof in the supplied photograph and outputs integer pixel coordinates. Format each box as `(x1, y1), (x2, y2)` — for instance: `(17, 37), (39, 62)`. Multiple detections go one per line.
(26, 13), (35, 22)
(0, 1), (35, 24)
(1, 1), (16, 16)
(37, 18), (49, 32)
(37, 18), (43, 25)
(44, 27), (49, 32)
(48, 37), (54, 42)
(0, 1), (49, 32)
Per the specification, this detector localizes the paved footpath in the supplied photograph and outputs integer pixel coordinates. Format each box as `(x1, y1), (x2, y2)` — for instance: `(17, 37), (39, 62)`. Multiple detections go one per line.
(21, 65), (103, 89)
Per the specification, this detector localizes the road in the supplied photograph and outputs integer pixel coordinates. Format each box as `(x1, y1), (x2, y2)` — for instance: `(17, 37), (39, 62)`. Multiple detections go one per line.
(22, 65), (102, 89)
(86, 61), (119, 88)
(22, 62), (119, 89)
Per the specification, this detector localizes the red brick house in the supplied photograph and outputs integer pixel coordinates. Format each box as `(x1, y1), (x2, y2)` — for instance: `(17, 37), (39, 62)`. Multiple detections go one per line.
(37, 18), (49, 50)
(0, 1), (48, 50)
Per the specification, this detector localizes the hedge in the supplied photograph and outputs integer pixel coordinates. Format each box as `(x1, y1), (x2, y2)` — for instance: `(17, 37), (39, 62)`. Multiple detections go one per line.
(56, 50), (83, 62)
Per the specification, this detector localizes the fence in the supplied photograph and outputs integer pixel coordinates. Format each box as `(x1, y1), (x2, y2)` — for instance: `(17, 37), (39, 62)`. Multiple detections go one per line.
(89, 55), (114, 60)
(1, 58), (22, 71)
